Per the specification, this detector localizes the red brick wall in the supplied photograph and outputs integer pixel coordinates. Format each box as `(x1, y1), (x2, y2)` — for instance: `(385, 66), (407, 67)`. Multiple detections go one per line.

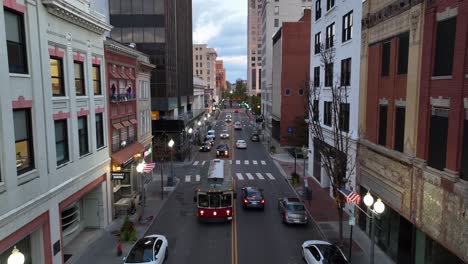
(416, 1), (468, 172)
(366, 37), (408, 147)
(280, 16), (310, 146)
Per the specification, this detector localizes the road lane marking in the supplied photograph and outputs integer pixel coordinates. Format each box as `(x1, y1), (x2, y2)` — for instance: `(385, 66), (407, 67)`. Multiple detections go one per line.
(196, 175), (200, 181)
(230, 160), (233, 164)
(236, 173), (243, 180)
(185, 175), (191, 182)
(246, 173), (254, 180)
(253, 160), (258, 165)
(193, 161), (199, 166)
(266, 173), (276, 180)
(244, 160), (249, 165)
(202, 161), (206, 165)
(256, 173), (264, 180)
(261, 160), (266, 165)
(236, 160), (240, 165)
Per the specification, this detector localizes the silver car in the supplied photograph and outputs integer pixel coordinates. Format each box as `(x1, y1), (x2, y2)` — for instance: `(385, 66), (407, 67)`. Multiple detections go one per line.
(278, 197), (308, 225)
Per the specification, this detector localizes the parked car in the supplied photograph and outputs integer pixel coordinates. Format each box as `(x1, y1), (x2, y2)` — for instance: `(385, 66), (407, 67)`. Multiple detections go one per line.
(124, 235), (168, 264)
(207, 130), (216, 140)
(250, 134), (260, 142)
(241, 187), (265, 210)
(301, 240), (348, 264)
(234, 122), (242, 130)
(199, 142), (212, 152)
(278, 197), (308, 225)
(220, 129), (230, 139)
(216, 144), (230, 158)
(236, 140), (247, 149)
(204, 137), (214, 146)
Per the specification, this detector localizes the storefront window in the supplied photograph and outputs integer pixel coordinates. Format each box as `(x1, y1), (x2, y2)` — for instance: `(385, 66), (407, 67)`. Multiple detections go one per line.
(61, 202), (80, 236)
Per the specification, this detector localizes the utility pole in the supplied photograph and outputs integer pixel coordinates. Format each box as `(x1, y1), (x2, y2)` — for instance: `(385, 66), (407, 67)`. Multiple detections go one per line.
(160, 158), (164, 200)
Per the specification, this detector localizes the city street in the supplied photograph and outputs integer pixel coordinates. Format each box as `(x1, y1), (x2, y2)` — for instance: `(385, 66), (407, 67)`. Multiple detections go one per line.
(145, 107), (322, 264)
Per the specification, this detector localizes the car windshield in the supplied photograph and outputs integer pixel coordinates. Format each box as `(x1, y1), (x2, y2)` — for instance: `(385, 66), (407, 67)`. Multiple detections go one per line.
(198, 193), (231, 208)
(217, 145), (227, 150)
(202, 143), (210, 147)
(247, 190), (262, 199)
(316, 244), (348, 264)
(222, 130), (228, 133)
(125, 238), (155, 263)
(286, 203), (305, 211)
(237, 140), (245, 144)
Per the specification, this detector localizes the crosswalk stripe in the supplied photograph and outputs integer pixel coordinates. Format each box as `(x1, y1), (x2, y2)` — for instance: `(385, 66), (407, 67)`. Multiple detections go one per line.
(193, 161), (199, 166)
(253, 160), (258, 165)
(244, 160), (249, 165)
(202, 161), (206, 165)
(229, 160), (232, 164)
(185, 175), (191, 182)
(256, 173), (265, 180)
(246, 173), (254, 180)
(236, 173), (244, 180)
(261, 160), (266, 165)
(196, 175), (200, 181)
(266, 173), (275, 180)
(236, 160), (240, 165)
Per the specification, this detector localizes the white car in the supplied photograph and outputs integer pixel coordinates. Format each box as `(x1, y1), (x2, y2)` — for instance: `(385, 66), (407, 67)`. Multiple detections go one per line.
(236, 140), (247, 149)
(220, 130), (230, 139)
(301, 240), (348, 264)
(207, 130), (216, 140)
(124, 235), (168, 264)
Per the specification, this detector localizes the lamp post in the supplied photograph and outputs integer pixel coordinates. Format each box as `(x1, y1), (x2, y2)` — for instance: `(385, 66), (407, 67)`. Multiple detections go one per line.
(168, 139), (175, 186)
(8, 246), (25, 264)
(197, 121), (202, 144)
(188, 128), (193, 161)
(363, 192), (386, 264)
(136, 162), (147, 223)
(302, 146), (308, 188)
(203, 116), (207, 134)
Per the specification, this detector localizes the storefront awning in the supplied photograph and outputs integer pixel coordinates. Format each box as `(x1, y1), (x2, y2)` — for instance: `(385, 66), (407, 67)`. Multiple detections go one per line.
(111, 142), (145, 165)
(130, 119), (138, 125)
(109, 70), (121, 79)
(128, 72), (136, 80)
(122, 120), (132, 127)
(120, 70), (130, 79)
(113, 122), (124, 130)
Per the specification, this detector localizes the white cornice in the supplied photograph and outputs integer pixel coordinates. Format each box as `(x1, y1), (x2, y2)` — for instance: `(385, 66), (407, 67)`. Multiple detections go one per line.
(104, 40), (141, 58)
(42, 0), (112, 35)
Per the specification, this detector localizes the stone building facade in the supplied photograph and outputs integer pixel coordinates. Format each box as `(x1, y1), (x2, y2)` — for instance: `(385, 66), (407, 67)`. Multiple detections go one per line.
(359, 0), (466, 262)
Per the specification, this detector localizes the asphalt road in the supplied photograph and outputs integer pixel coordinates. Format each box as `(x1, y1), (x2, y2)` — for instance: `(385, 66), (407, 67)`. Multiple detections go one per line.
(145, 107), (322, 264)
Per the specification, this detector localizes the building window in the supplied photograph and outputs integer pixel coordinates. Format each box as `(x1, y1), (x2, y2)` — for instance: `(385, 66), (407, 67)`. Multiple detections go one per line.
(78, 116), (89, 156)
(61, 203), (80, 235)
(55, 120), (69, 166)
(196, 62), (198, 67)
(200, 62), (203, 67)
(323, 101), (332, 126)
(298, 89), (304, 96)
(461, 112), (468, 181)
(275, 6), (279, 14)
(326, 0), (334, 11)
(325, 63), (333, 87)
(50, 57), (65, 96)
(381, 42), (391, 76)
(428, 108), (449, 170)
(394, 107), (405, 152)
(340, 58), (351, 86)
(313, 100), (319, 122)
(398, 32), (409, 75)
(14, 109), (34, 174)
(74, 61), (86, 96)
(342, 11), (353, 42)
(325, 23), (335, 49)
(314, 66), (320, 87)
(5, 9), (28, 74)
(315, 0), (321, 20)
(285, 89), (291, 96)
(93, 65), (101, 95)
(112, 129), (119, 152)
(96, 113), (104, 149)
(378, 105), (388, 146)
(339, 103), (350, 132)
(433, 17), (457, 76)
(314, 32), (321, 54)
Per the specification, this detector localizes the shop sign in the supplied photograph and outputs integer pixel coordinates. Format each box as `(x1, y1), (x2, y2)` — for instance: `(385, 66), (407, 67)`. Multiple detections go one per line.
(144, 147), (152, 157)
(122, 157), (134, 167)
(112, 172), (129, 180)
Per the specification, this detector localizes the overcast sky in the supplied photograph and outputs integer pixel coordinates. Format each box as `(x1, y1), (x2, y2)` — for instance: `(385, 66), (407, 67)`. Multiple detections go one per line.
(192, 0), (247, 83)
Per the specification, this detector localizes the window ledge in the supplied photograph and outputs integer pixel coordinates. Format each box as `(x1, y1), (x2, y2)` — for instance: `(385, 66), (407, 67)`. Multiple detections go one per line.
(9, 73), (31, 78)
(431, 76), (452, 80)
(341, 39), (352, 46)
(18, 169), (39, 186)
(94, 94), (105, 98)
(57, 161), (71, 170)
(325, 5), (337, 15)
(97, 146), (107, 152)
(76, 95), (89, 99)
(79, 152), (93, 159)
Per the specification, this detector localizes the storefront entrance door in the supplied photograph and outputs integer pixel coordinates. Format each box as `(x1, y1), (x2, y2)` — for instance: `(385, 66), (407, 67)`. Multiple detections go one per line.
(83, 199), (100, 228)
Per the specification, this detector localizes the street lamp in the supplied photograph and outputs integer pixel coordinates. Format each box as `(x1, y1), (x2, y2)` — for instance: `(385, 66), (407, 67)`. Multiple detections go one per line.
(363, 192), (386, 264)
(8, 246), (25, 264)
(135, 162), (147, 223)
(168, 139), (175, 186)
(188, 128), (193, 161)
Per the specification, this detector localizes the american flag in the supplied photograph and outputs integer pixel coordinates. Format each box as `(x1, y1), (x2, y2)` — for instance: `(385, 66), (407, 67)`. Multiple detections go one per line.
(340, 188), (361, 204)
(142, 163), (156, 173)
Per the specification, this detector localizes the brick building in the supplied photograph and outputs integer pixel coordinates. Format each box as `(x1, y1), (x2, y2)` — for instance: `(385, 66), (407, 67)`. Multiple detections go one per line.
(215, 60), (226, 96)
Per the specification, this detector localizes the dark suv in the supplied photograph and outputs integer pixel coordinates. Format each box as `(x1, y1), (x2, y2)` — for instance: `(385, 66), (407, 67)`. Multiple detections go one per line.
(242, 187), (265, 209)
(278, 197), (308, 224)
(216, 144), (229, 158)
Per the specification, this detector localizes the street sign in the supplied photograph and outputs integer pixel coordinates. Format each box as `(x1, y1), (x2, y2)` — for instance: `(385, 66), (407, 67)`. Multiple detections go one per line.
(111, 172), (129, 180)
(349, 216), (356, 226)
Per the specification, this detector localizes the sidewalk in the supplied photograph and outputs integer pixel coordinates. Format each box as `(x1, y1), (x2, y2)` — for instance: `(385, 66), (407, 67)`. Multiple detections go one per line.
(268, 142), (395, 264)
(69, 167), (178, 264)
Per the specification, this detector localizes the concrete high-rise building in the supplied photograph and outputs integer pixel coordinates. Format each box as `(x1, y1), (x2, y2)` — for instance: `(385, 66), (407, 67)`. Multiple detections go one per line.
(216, 60), (226, 96)
(260, 0), (312, 138)
(193, 44), (218, 102)
(247, 0), (263, 96)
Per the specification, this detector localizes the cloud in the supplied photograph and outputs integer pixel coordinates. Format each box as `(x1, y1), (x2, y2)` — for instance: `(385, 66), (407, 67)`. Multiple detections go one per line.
(193, 23), (222, 44)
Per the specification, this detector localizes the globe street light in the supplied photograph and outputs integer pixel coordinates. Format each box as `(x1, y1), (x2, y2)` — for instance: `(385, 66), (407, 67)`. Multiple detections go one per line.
(135, 162), (147, 223)
(188, 128), (193, 161)
(363, 192), (385, 264)
(197, 121), (201, 126)
(168, 139), (175, 186)
(8, 246), (25, 264)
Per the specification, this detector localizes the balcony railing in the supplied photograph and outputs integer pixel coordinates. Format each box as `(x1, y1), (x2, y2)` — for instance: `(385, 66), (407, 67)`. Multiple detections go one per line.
(110, 93), (136, 103)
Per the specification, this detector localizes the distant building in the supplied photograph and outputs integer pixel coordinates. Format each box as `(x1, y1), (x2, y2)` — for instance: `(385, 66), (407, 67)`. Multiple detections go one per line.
(193, 76), (207, 112)
(193, 44), (218, 101)
(271, 9), (311, 146)
(247, 0), (263, 96)
(215, 60), (226, 97)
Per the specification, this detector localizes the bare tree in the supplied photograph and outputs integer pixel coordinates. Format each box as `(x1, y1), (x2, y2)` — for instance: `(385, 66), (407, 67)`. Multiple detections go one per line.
(304, 45), (357, 243)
